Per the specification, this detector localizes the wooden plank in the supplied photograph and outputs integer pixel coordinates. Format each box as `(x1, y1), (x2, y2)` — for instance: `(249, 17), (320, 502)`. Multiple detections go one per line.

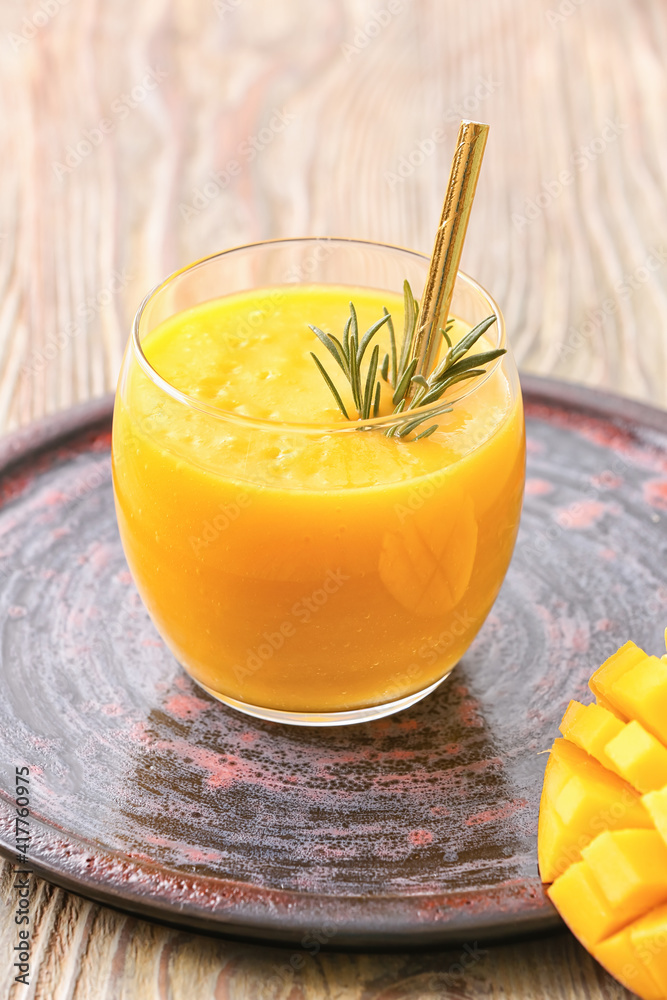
(0, 0), (663, 994)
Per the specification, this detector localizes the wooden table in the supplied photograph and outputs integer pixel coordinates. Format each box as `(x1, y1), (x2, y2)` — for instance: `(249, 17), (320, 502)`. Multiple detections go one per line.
(1, 0), (665, 995)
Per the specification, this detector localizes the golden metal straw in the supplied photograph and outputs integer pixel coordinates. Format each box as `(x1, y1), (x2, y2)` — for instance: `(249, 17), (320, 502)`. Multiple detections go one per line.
(411, 120), (489, 388)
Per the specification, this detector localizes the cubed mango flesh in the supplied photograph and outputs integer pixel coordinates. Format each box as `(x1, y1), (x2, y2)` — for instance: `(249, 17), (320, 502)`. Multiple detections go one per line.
(537, 738), (651, 882)
(589, 640), (649, 716)
(611, 658), (667, 746)
(606, 722), (667, 794)
(644, 790), (667, 845)
(548, 830), (667, 949)
(593, 928), (665, 1000)
(540, 636), (667, 999)
(627, 903), (667, 994)
(548, 859), (619, 949)
(559, 700), (624, 773)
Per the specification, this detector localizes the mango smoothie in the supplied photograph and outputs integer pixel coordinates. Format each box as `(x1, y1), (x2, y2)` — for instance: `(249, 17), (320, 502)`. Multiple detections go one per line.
(113, 293), (524, 721)
(112, 241), (525, 723)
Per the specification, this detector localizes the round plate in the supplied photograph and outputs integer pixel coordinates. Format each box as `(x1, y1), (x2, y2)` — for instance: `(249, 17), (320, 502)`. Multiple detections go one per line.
(1, 377), (667, 949)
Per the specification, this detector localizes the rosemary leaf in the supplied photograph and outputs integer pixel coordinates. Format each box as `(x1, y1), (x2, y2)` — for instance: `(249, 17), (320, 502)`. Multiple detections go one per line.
(343, 317), (351, 366)
(414, 424), (438, 440)
(419, 369), (485, 406)
(397, 280), (417, 375)
(395, 402), (453, 438)
(373, 380), (381, 418)
(350, 305), (367, 411)
(309, 325), (349, 376)
(357, 312), (390, 364)
(435, 347), (505, 384)
(362, 344), (380, 420)
(381, 353), (390, 381)
(392, 356), (418, 406)
(310, 352), (349, 419)
(385, 307), (397, 386)
(449, 315), (497, 363)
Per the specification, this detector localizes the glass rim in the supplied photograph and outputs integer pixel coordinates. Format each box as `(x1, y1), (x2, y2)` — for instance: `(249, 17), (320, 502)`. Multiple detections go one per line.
(130, 237), (507, 435)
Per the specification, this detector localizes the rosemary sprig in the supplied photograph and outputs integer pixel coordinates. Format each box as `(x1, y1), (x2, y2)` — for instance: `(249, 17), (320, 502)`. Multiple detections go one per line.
(309, 280), (505, 439)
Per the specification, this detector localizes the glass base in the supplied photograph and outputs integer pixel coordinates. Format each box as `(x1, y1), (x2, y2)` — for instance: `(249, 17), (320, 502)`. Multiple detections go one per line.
(191, 668), (456, 727)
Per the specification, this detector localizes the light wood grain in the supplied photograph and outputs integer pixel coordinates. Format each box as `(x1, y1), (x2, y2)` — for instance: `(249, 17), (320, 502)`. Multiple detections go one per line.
(2, 0), (667, 995)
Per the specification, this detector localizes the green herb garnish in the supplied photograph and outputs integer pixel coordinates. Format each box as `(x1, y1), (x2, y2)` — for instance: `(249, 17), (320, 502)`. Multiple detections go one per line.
(309, 280), (505, 439)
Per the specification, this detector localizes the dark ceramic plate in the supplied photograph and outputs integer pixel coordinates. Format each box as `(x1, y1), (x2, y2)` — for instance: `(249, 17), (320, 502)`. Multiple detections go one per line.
(1, 377), (667, 949)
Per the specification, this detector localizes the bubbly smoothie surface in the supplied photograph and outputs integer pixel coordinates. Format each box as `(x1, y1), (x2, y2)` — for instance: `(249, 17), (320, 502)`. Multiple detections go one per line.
(127, 284), (515, 489)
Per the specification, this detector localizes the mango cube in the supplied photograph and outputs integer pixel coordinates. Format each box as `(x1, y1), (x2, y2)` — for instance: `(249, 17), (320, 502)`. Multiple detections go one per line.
(627, 903), (667, 994)
(611, 657), (667, 746)
(537, 738), (651, 882)
(589, 640), (649, 716)
(559, 700), (624, 773)
(605, 722), (667, 794)
(593, 928), (665, 1000)
(548, 830), (667, 950)
(644, 789), (667, 847)
(548, 859), (619, 949)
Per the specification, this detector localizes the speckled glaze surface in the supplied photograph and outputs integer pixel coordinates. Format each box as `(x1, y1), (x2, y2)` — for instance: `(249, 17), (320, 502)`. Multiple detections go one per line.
(1, 378), (667, 948)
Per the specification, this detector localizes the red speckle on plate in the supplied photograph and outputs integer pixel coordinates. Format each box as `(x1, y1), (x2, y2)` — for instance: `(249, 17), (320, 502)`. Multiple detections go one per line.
(458, 699), (483, 729)
(555, 500), (610, 529)
(409, 829), (433, 846)
(466, 800), (528, 827)
(525, 478), (553, 496)
(163, 693), (210, 720)
(591, 472), (623, 490)
(644, 480), (667, 511)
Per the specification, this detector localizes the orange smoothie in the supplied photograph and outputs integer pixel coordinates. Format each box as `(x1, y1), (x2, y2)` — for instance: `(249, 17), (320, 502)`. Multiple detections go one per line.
(112, 283), (525, 714)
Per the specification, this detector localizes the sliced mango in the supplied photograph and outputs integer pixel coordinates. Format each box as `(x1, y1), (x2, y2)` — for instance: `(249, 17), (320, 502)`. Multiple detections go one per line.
(611, 657), (667, 746)
(628, 903), (667, 994)
(548, 830), (667, 950)
(589, 640), (649, 716)
(539, 635), (667, 1000)
(593, 928), (665, 1000)
(548, 858), (618, 949)
(537, 738), (651, 882)
(606, 722), (667, 794)
(559, 700), (624, 773)
(644, 790), (667, 844)
(560, 702), (667, 794)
